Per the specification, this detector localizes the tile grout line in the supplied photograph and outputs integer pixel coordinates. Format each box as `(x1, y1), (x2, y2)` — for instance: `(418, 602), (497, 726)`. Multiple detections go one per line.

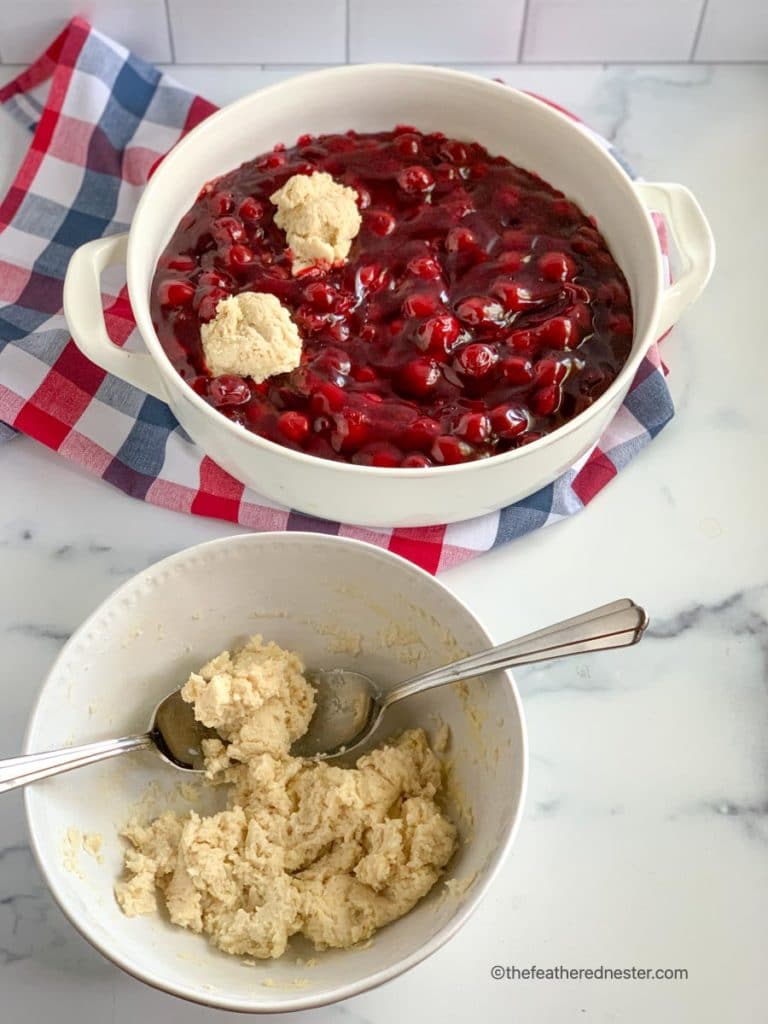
(517, 0), (532, 63)
(163, 0), (177, 63)
(689, 0), (710, 61)
(345, 0), (351, 62)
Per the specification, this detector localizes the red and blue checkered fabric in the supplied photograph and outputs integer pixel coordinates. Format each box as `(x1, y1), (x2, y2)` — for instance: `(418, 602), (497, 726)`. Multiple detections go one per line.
(0, 18), (674, 574)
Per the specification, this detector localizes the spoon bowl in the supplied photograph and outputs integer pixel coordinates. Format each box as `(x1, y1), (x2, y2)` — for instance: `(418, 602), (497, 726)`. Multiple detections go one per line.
(149, 690), (220, 771)
(0, 688), (219, 793)
(292, 598), (648, 761)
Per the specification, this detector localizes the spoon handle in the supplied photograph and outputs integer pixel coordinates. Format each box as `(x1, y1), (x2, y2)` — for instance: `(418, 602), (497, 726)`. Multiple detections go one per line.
(380, 599), (648, 709)
(0, 734), (153, 795)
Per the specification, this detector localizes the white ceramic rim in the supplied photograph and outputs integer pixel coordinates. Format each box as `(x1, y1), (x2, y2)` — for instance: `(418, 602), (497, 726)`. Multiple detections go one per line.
(23, 532), (529, 1013)
(126, 64), (664, 479)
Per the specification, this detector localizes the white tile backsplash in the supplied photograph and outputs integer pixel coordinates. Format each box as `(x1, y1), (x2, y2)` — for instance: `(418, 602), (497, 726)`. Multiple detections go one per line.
(695, 0), (768, 61)
(167, 0), (346, 64)
(0, 0), (172, 64)
(349, 0), (526, 63)
(523, 0), (705, 62)
(0, 0), (764, 66)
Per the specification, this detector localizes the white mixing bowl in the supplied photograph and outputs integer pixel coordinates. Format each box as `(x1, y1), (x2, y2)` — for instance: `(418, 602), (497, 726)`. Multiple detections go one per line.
(64, 65), (714, 526)
(24, 533), (527, 1012)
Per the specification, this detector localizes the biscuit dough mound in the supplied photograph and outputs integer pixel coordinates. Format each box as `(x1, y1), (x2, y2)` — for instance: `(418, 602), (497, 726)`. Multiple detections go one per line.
(200, 291), (302, 382)
(270, 171), (362, 274)
(115, 636), (457, 960)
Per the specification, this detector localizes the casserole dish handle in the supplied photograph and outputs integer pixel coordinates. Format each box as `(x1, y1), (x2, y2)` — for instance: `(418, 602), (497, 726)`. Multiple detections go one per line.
(634, 182), (715, 338)
(63, 233), (166, 401)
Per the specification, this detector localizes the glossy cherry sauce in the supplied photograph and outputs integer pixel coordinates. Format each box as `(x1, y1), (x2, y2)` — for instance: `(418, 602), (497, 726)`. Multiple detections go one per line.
(151, 128), (633, 467)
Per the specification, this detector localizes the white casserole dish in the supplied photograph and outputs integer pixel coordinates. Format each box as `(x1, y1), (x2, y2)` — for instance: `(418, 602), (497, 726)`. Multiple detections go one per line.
(24, 533), (527, 1012)
(63, 65), (715, 527)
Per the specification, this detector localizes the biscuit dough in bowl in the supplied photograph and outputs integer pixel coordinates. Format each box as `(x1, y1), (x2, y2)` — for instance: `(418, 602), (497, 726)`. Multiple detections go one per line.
(115, 636), (457, 959)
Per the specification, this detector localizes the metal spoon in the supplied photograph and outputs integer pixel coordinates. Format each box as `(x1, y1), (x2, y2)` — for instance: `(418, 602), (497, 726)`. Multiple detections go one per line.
(292, 598), (648, 759)
(0, 690), (219, 795)
(0, 598), (646, 793)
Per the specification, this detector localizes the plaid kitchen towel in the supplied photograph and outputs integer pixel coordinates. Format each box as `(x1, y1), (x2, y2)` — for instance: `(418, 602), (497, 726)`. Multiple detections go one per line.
(0, 18), (674, 574)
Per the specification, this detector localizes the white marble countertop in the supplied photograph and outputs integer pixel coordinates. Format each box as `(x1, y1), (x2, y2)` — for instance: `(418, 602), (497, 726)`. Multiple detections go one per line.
(1, 63), (766, 1023)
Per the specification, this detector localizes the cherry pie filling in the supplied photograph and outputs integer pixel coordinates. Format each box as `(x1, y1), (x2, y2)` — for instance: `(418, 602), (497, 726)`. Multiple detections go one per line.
(152, 128), (633, 467)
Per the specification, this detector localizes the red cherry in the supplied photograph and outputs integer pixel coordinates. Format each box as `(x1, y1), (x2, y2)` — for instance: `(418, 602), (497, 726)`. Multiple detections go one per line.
(197, 290), (227, 322)
(501, 228), (533, 251)
(416, 314), (460, 356)
(304, 282), (337, 311)
(352, 365), (377, 383)
(572, 238), (599, 257)
(402, 417), (441, 451)
(437, 139), (469, 164)
(198, 270), (228, 290)
(402, 453), (432, 468)
(538, 251), (577, 282)
(393, 132), (422, 158)
(403, 291), (441, 318)
(371, 445), (402, 467)
(445, 227), (478, 253)
(455, 412), (491, 444)
(569, 302), (593, 329)
(209, 191), (234, 216)
(399, 358), (441, 397)
(225, 244), (254, 267)
(358, 263), (389, 290)
(537, 316), (575, 349)
(331, 408), (371, 454)
(434, 163), (460, 184)
(212, 216), (245, 244)
(500, 356), (534, 385)
(456, 343), (498, 378)
(494, 251), (522, 272)
(276, 411), (310, 443)
(431, 435), (473, 465)
(208, 375), (251, 406)
(533, 358), (567, 386)
(295, 307), (327, 336)
(239, 197), (265, 222)
(257, 152), (285, 170)
(407, 255), (442, 280)
(164, 254), (197, 272)
(456, 296), (504, 329)
(397, 165), (434, 193)
(366, 209), (396, 236)
(550, 198), (577, 219)
(531, 384), (562, 417)
(490, 404), (529, 437)
(312, 346), (351, 378)
(158, 280), (195, 307)
(492, 280), (538, 312)
(309, 381), (346, 414)
(497, 187), (520, 210)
